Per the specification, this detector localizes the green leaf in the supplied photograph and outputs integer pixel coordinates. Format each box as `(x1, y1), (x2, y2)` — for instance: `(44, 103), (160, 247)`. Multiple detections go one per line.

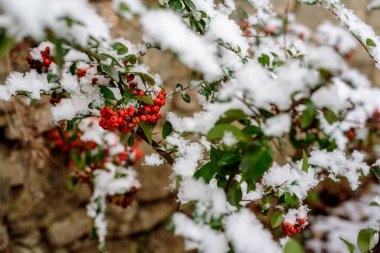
(366, 38), (377, 47)
(357, 228), (377, 252)
(217, 152), (241, 166)
(54, 38), (64, 71)
(241, 142), (272, 181)
(183, 0), (196, 13)
(194, 162), (217, 183)
(162, 120), (173, 139)
(302, 150), (308, 173)
(181, 93), (191, 103)
(128, 134), (135, 147)
(271, 210), (283, 228)
(47, 71), (59, 83)
(101, 64), (120, 82)
(258, 54), (270, 67)
(227, 180), (242, 207)
(372, 168), (380, 181)
(0, 29), (14, 59)
(339, 238), (355, 253)
(180, 200), (197, 210)
(300, 100), (316, 129)
(112, 42), (128, 55)
(100, 87), (116, 100)
(284, 192), (300, 208)
(168, 0), (183, 12)
(133, 72), (155, 86)
(139, 121), (153, 145)
(323, 108), (338, 124)
(135, 95), (154, 105)
(69, 61), (77, 75)
(207, 124), (247, 141)
(283, 238), (303, 253)
(216, 109), (247, 125)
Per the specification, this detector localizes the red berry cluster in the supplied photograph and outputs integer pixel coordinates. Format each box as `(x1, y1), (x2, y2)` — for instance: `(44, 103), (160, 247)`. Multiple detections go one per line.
(99, 106), (139, 133)
(106, 186), (139, 208)
(46, 129), (97, 152)
(76, 68), (87, 78)
(27, 47), (53, 73)
(138, 89), (167, 124)
(282, 218), (308, 236)
(98, 88), (167, 133)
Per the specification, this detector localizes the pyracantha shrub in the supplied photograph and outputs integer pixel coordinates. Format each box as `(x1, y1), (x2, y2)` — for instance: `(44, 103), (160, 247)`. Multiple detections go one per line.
(1, 0), (380, 252)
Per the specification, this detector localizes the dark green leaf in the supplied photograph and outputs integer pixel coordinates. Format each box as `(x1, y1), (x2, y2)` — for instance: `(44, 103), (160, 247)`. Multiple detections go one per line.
(284, 192), (300, 208)
(181, 93), (191, 103)
(241, 142), (272, 181)
(139, 121), (153, 144)
(227, 180), (242, 207)
(162, 120), (173, 139)
(100, 86), (116, 100)
(271, 210), (283, 228)
(54, 39), (64, 71)
(302, 150), (308, 173)
(168, 0), (183, 12)
(47, 71), (59, 83)
(217, 152), (241, 166)
(258, 54), (270, 67)
(372, 168), (380, 181)
(194, 162), (217, 183)
(128, 134), (135, 147)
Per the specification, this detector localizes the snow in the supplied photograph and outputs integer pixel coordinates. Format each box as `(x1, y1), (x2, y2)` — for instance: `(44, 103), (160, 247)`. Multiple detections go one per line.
(0, 0), (110, 46)
(283, 205), (309, 225)
(178, 178), (228, 217)
(225, 209), (281, 253)
(144, 153), (165, 166)
(368, 0), (380, 10)
(263, 114), (291, 137)
(309, 149), (369, 190)
(141, 10), (222, 81)
(262, 163), (319, 200)
(316, 21), (357, 54)
(172, 213), (229, 253)
(222, 131), (238, 147)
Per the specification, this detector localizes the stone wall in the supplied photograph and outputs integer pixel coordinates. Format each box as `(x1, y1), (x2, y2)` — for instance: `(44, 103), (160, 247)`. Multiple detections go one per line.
(0, 1), (380, 253)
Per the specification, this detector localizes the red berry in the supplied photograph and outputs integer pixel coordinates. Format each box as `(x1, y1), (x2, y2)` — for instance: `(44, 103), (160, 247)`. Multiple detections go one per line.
(138, 90), (144, 96)
(43, 58), (52, 66)
(92, 78), (98, 84)
(140, 115), (147, 122)
(152, 106), (160, 113)
(76, 69), (86, 78)
(132, 90), (138, 95)
(126, 74), (135, 82)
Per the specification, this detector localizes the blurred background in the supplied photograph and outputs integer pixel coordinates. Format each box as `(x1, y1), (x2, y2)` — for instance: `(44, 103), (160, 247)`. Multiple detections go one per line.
(0, 1), (379, 253)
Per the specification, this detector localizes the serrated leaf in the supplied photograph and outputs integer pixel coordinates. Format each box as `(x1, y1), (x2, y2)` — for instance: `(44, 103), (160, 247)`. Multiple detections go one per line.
(271, 210), (283, 228)
(162, 120), (173, 139)
(135, 95), (154, 105)
(366, 38), (377, 47)
(302, 150), (308, 173)
(100, 86), (116, 100)
(357, 228), (377, 252)
(283, 238), (303, 253)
